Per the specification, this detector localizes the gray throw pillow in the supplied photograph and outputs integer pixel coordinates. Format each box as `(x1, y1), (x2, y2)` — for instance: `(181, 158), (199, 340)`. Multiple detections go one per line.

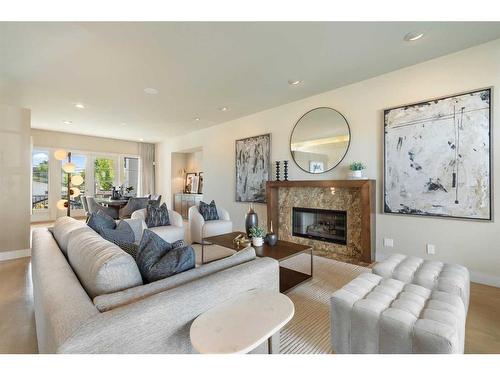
(198, 200), (219, 221)
(136, 229), (195, 283)
(88, 210), (116, 233)
(101, 220), (135, 244)
(145, 203), (170, 228)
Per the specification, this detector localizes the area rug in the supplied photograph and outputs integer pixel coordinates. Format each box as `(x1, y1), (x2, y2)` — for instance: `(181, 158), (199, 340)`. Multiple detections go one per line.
(279, 254), (370, 354)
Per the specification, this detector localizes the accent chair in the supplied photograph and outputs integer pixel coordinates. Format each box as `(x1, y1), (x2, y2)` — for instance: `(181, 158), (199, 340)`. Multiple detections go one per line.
(188, 204), (233, 244)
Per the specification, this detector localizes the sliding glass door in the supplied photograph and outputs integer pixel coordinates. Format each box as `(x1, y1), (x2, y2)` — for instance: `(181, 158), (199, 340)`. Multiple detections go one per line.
(94, 156), (117, 197)
(32, 150), (49, 212)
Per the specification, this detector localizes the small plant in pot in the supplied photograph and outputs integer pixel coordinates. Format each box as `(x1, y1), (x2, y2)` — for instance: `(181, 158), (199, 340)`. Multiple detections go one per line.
(349, 162), (366, 179)
(249, 226), (266, 247)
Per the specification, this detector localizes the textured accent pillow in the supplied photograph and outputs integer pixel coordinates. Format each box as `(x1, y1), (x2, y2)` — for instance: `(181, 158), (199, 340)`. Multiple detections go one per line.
(136, 229), (195, 283)
(114, 241), (139, 260)
(172, 239), (187, 249)
(198, 200), (219, 221)
(100, 220), (135, 245)
(88, 210), (116, 233)
(145, 203), (170, 228)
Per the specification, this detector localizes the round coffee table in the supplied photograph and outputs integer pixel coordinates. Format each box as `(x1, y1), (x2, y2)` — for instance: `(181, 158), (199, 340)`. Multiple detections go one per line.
(190, 289), (294, 354)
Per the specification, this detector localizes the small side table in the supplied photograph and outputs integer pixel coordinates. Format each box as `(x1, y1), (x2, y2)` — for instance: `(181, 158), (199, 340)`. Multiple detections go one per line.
(190, 289), (294, 354)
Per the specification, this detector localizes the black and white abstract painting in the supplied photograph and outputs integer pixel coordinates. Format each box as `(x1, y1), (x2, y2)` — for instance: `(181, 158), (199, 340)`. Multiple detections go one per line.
(384, 88), (491, 220)
(235, 133), (271, 203)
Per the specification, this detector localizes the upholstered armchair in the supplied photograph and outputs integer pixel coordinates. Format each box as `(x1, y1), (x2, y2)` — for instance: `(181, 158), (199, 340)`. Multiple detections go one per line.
(188, 205), (233, 244)
(131, 207), (185, 243)
(86, 197), (119, 219)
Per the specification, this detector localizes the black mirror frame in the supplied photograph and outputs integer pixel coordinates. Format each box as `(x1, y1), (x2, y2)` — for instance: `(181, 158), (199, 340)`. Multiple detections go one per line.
(289, 107), (351, 174)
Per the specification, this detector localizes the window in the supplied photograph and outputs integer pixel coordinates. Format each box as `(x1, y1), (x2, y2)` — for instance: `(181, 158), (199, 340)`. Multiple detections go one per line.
(94, 157), (116, 197)
(61, 154), (86, 210)
(122, 157), (139, 197)
(32, 150), (49, 210)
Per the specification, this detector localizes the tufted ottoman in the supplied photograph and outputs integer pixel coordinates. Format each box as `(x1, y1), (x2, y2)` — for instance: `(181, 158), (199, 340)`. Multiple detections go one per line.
(330, 273), (466, 354)
(372, 254), (470, 310)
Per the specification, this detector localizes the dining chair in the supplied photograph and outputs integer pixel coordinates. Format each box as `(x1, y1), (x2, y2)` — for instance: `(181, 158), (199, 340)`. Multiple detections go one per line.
(119, 197), (150, 219)
(86, 197), (119, 219)
(148, 195), (162, 207)
(80, 195), (90, 222)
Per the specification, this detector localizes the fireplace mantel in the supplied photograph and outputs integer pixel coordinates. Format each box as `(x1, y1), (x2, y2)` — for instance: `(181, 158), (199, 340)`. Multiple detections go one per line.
(266, 179), (376, 263)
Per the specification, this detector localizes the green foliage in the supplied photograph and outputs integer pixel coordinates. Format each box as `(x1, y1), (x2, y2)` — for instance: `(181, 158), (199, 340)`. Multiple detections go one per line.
(349, 162), (366, 171)
(95, 158), (115, 191)
(33, 160), (49, 183)
(249, 225), (266, 238)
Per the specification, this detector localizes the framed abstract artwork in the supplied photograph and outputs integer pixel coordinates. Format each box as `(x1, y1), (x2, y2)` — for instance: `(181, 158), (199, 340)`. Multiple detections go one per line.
(384, 88), (492, 220)
(235, 133), (271, 203)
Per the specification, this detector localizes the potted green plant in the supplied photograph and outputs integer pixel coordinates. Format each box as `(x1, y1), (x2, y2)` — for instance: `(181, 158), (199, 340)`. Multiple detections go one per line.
(349, 162), (366, 179)
(249, 225), (266, 247)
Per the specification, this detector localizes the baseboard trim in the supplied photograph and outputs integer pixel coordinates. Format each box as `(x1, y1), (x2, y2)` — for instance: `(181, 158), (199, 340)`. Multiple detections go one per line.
(0, 249), (31, 262)
(469, 271), (500, 288)
(375, 250), (500, 288)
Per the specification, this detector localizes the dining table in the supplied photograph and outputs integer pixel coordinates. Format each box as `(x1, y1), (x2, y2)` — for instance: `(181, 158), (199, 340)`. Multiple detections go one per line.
(94, 197), (130, 218)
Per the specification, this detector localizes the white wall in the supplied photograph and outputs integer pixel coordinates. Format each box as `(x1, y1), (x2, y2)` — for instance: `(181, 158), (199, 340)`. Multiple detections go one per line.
(0, 105), (31, 253)
(157, 39), (500, 285)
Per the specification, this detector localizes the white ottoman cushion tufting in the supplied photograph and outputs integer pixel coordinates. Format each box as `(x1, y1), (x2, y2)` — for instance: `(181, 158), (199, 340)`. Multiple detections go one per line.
(372, 254), (470, 310)
(331, 273), (466, 354)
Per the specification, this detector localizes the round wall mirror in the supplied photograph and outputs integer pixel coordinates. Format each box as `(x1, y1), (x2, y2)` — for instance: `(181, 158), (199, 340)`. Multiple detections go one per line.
(290, 107), (351, 174)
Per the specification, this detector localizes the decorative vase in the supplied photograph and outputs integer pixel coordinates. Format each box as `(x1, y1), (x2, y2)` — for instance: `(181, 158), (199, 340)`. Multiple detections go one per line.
(265, 220), (278, 246)
(283, 160), (289, 181)
(252, 237), (264, 247)
(275, 161), (281, 181)
(350, 170), (363, 179)
(245, 203), (258, 236)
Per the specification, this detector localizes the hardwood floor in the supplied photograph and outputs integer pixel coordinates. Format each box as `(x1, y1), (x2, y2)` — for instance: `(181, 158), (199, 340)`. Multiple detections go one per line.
(1, 254), (499, 353)
(0, 257), (38, 354)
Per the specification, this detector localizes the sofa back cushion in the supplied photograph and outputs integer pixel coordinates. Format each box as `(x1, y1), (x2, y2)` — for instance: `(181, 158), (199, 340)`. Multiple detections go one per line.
(52, 216), (87, 256)
(67, 226), (143, 298)
(93, 247), (257, 312)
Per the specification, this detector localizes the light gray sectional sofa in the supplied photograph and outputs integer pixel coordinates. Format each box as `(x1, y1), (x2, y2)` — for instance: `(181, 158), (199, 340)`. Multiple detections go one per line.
(32, 217), (280, 354)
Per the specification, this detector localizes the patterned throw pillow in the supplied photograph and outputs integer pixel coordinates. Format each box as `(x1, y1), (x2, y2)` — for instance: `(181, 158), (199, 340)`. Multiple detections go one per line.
(114, 241), (139, 260)
(88, 210), (116, 233)
(145, 203), (170, 228)
(135, 229), (195, 283)
(100, 220), (135, 244)
(198, 200), (219, 221)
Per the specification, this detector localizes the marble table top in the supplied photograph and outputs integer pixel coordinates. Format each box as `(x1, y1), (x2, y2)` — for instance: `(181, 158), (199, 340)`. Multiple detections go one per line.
(190, 289), (294, 354)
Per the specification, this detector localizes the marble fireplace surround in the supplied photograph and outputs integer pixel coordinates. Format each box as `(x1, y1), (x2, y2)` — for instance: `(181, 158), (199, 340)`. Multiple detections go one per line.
(266, 180), (376, 264)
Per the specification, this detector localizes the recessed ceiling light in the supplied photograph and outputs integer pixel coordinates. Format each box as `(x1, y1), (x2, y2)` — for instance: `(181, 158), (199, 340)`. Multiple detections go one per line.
(75, 103), (85, 109)
(219, 107), (229, 112)
(144, 88), (159, 95)
(404, 31), (424, 42)
(288, 79), (302, 85)
(195, 117), (200, 121)
(139, 138), (144, 142)
(63, 120), (72, 125)
(121, 122), (127, 126)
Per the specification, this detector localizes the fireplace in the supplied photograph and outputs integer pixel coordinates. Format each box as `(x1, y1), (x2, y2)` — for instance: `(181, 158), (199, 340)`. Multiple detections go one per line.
(292, 207), (347, 245)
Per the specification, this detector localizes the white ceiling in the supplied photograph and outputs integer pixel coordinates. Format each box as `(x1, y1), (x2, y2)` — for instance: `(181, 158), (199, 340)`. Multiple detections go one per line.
(1, 22), (500, 143)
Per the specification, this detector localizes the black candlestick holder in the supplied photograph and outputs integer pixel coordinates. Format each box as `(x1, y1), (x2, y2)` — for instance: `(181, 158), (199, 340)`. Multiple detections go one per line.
(275, 161), (281, 181)
(283, 160), (289, 181)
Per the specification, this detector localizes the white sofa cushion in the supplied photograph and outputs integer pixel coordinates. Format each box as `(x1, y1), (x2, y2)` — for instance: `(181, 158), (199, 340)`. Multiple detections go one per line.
(67, 226), (143, 298)
(203, 220), (233, 238)
(330, 273), (466, 354)
(148, 225), (185, 243)
(52, 216), (87, 256)
(372, 254), (470, 309)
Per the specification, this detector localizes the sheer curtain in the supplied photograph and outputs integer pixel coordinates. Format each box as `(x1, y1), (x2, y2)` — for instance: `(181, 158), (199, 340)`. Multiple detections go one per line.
(139, 143), (155, 196)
